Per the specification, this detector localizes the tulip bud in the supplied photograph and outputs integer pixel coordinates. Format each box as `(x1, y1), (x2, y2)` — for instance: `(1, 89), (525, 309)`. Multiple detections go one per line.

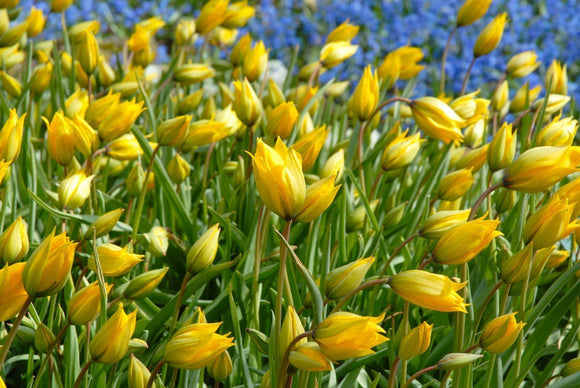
(86, 91), (121, 128)
(326, 20), (359, 43)
(129, 354), (155, 388)
(506, 51), (540, 78)
(488, 122), (516, 172)
(536, 114), (578, 147)
(0, 22), (28, 47)
(545, 249), (569, 269)
(182, 119), (227, 150)
(43, 112), (76, 167)
(233, 78), (262, 126)
(0, 71), (22, 98)
(437, 353), (483, 370)
(280, 306), (307, 359)
(480, 313), (525, 354)
(175, 18), (196, 46)
(16, 325), (36, 345)
(264, 79), (286, 107)
(410, 97), (465, 144)
(167, 153), (191, 185)
(242, 40), (268, 82)
(208, 350), (233, 382)
(247, 328), (269, 355)
(523, 196), (575, 249)
(381, 130), (424, 171)
(126, 163), (145, 197)
(142, 226), (169, 256)
(34, 323), (56, 353)
(0, 10), (8, 36)
(325, 257), (374, 299)
(30, 62), (53, 95)
(70, 115), (100, 157)
(345, 200), (379, 233)
(157, 115), (192, 147)
(290, 125), (329, 171)
(437, 168), (474, 201)
(265, 102), (298, 139)
(186, 224), (220, 274)
(84, 208), (124, 240)
(22, 230), (77, 298)
(473, 13), (509, 57)
(96, 56), (116, 87)
(456, 0), (492, 27)
(494, 188), (517, 214)
(289, 342), (333, 372)
(178, 90), (204, 115)
(532, 94), (570, 115)
(0, 109), (26, 162)
(320, 149), (345, 182)
(326, 80), (350, 97)
(78, 31), (99, 75)
(98, 98), (144, 142)
(196, 0), (228, 34)
(510, 83), (541, 113)
(0, 262), (29, 321)
(124, 267), (169, 300)
(0, 216), (28, 265)
(545, 60), (568, 95)
(58, 171), (95, 210)
(89, 244), (144, 277)
(174, 63), (215, 85)
(419, 209), (470, 239)
(561, 358), (580, 377)
(90, 303), (137, 364)
(349, 66), (379, 121)
(491, 80), (509, 111)
(51, 0), (73, 12)
(68, 281), (113, 325)
(398, 321), (433, 360)
(319, 41), (358, 69)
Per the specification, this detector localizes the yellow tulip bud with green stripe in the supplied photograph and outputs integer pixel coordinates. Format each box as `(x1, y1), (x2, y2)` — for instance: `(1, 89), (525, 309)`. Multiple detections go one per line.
(398, 321), (433, 360)
(58, 171), (95, 210)
(438, 353), (483, 370)
(289, 342), (332, 372)
(491, 80), (509, 111)
(488, 122), (516, 172)
(410, 97), (465, 144)
(78, 31), (99, 75)
(479, 313), (525, 354)
(0, 262), (28, 321)
(0, 109), (26, 162)
(313, 312), (388, 361)
(295, 175), (340, 223)
(208, 350), (233, 381)
(68, 282), (113, 325)
(242, 40), (268, 82)
(265, 101), (298, 139)
(419, 209), (470, 239)
(325, 257), (374, 299)
(0, 71), (21, 98)
(433, 217), (502, 265)
(348, 65), (379, 121)
(0, 216), (28, 265)
(186, 224), (220, 274)
(88, 244), (143, 277)
(196, 0), (229, 34)
(157, 115), (192, 147)
(124, 267), (169, 300)
(536, 114), (578, 147)
(44, 112), (76, 167)
(456, 0), (492, 27)
(143, 226), (169, 256)
(174, 64), (215, 85)
(83, 208), (124, 240)
(175, 18), (195, 46)
(233, 78), (262, 127)
(523, 196), (576, 249)
(473, 13), (508, 57)
(506, 51), (540, 78)
(437, 168), (474, 201)
(389, 270), (468, 312)
(320, 149), (345, 182)
(510, 83), (541, 113)
(280, 306), (307, 360)
(319, 41), (358, 69)
(129, 354), (155, 388)
(545, 60), (568, 95)
(98, 98), (144, 142)
(90, 303), (137, 364)
(167, 153), (191, 185)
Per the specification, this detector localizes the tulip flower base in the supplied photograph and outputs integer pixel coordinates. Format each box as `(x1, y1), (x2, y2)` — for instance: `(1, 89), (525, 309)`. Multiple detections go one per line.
(0, 1), (578, 388)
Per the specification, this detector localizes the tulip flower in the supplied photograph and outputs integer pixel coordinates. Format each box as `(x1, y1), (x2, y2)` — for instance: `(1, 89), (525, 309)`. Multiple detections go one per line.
(230, 33), (252, 67)
(437, 168), (475, 201)
(88, 244), (144, 277)
(346, 200), (379, 233)
(196, 0), (229, 34)
(555, 177), (580, 219)
(294, 175), (341, 223)
(348, 65), (379, 121)
(280, 306), (307, 359)
(0, 262), (29, 321)
(532, 94), (570, 114)
(175, 19), (196, 46)
(523, 196), (577, 249)
(98, 98), (145, 141)
(290, 125), (329, 171)
(27, 7), (46, 37)
(450, 91), (490, 126)
(504, 146), (580, 193)
(325, 257), (374, 299)
(164, 322), (234, 369)
(320, 149), (345, 182)
(545, 60), (568, 95)
(491, 80), (509, 111)
(410, 97), (465, 144)
(70, 115), (100, 157)
(90, 303), (137, 364)
(313, 312), (388, 360)
(289, 343), (332, 371)
(43, 112), (76, 167)
(479, 313), (525, 354)
(433, 217), (502, 265)
(129, 355), (154, 388)
(208, 350), (234, 381)
(0, 216), (28, 265)
(51, 0), (73, 12)
(0, 71), (21, 98)
(30, 62), (53, 95)
(390, 46), (425, 80)
(86, 91), (121, 128)
(83, 208), (124, 240)
(500, 243), (534, 284)
(58, 171), (95, 210)
(249, 138), (306, 220)
(506, 51), (540, 78)
(488, 122), (516, 171)
(398, 321), (433, 360)
(157, 115), (192, 147)
(68, 282), (113, 325)
(437, 353), (483, 370)
(78, 31), (99, 75)
(265, 102), (298, 139)
(378, 50), (400, 89)
(22, 230), (77, 298)
(233, 78), (262, 126)
(0, 109), (26, 162)
(419, 209), (470, 239)
(167, 153), (191, 185)
(0, 159), (9, 186)
(510, 83), (541, 113)
(123, 267), (169, 300)
(389, 270), (468, 312)
(242, 40), (268, 82)
(143, 226), (169, 256)
(326, 20), (359, 43)
(473, 13), (508, 57)
(536, 115), (578, 147)
(456, 0), (492, 27)
(174, 64), (215, 85)
(186, 224), (221, 274)
(222, 1), (255, 29)
(319, 41), (358, 69)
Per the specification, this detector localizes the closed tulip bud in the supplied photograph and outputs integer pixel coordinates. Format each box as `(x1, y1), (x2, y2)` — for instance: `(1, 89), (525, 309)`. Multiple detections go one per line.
(196, 0), (228, 34)
(34, 323), (56, 353)
(536, 114), (578, 147)
(182, 120), (227, 150)
(473, 13), (508, 57)
(320, 149), (345, 182)
(78, 31), (99, 75)
(69, 20), (100, 43)
(90, 303), (137, 364)
(89, 244), (143, 277)
(410, 97), (465, 144)
(0, 109), (26, 162)
(545, 60), (568, 95)
(326, 20), (359, 43)
(437, 168), (474, 201)
(345, 200), (379, 233)
(533, 94), (570, 115)
(0, 44), (26, 70)
(319, 41), (358, 69)
(295, 175), (340, 223)
(16, 325), (36, 345)
(0, 216), (28, 264)
(507, 51), (540, 78)
(523, 196), (575, 249)
(233, 78), (262, 126)
(126, 338), (148, 356)
(298, 113), (314, 137)
(297, 61), (327, 82)
(0, 22), (28, 47)
(280, 306), (307, 359)
(438, 353), (483, 370)
(97, 62), (118, 89)
(167, 153), (191, 185)
(389, 270), (468, 312)
(84, 208), (124, 240)
(175, 18), (196, 46)
(326, 80), (350, 97)
(528, 245), (555, 280)
(501, 243), (533, 284)
(68, 282), (113, 325)
(504, 146), (580, 193)
(289, 342), (332, 372)
(455, 144), (489, 173)
(480, 313), (525, 354)
(207, 350), (233, 381)
(290, 125), (329, 171)
(398, 321), (433, 360)
(325, 257), (374, 300)
(242, 40), (268, 82)
(129, 355), (155, 388)
(265, 102), (298, 139)
(456, 0), (492, 27)
(0, 262), (28, 321)
(561, 358), (580, 377)
(86, 91), (121, 128)
(30, 61), (53, 95)
(174, 63), (215, 85)
(313, 312), (388, 360)
(143, 226), (169, 256)
(23, 230), (77, 298)
(164, 322), (235, 369)
(98, 98), (144, 142)
(51, 0), (73, 12)
(0, 10), (7, 36)
(419, 209), (470, 239)
(186, 224), (220, 274)
(0, 71), (22, 98)
(263, 79), (285, 108)
(348, 65), (379, 121)
(510, 83), (541, 113)
(494, 188), (516, 214)
(156, 115), (191, 147)
(65, 89), (89, 119)
(464, 119), (486, 148)
(58, 171), (95, 210)
(250, 138), (306, 219)
(178, 90), (204, 114)
(488, 122), (516, 171)
(381, 130), (424, 171)
(124, 267), (169, 300)
(127, 163), (145, 197)
(247, 328), (269, 355)
(43, 112), (75, 167)
(230, 33), (251, 67)
(491, 80), (509, 111)
(433, 217), (502, 265)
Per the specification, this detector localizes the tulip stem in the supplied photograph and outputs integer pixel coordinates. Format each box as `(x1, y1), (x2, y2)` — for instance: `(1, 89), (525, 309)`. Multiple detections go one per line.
(468, 182), (503, 221)
(471, 280), (503, 344)
(440, 370), (452, 388)
(387, 356), (401, 388)
(460, 57), (477, 95)
(402, 364), (439, 388)
(203, 142), (216, 190)
(169, 271), (191, 338)
(331, 278), (390, 314)
(131, 145), (160, 243)
(0, 296), (33, 369)
(278, 330), (313, 388)
(307, 62), (322, 90)
(440, 26), (458, 94)
(369, 170), (384, 200)
(462, 343), (480, 353)
(73, 359), (94, 388)
(147, 360), (165, 388)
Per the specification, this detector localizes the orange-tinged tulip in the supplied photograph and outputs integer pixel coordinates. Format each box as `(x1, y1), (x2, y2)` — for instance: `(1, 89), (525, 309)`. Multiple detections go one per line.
(68, 282), (113, 325)
(0, 109), (26, 162)
(88, 243), (144, 277)
(0, 262), (28, 321)
(398, 321), (433, 360)
(295, 175), (340, 223)
(410, 97), (465, 144)
(479, 313), (525, 354)
(90, 303), (137, 364)
(313, 312), (388, 361)
(389, 270), (468, 312)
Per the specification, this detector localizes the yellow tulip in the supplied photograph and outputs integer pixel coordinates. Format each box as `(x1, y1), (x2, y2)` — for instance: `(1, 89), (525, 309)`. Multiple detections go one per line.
(410, 97), (465, 144)
(43, 112), (76, 166)
(289, 342), (332, 372)
(22, 229), (77, 298)
(488, 122), (516, 172)
(398, 321), (433, 360)
(51, 0), (73, 12)
(98, 98), (144, 141)
(208, 350), (233, 381)
(437, 353), (483, 370)
(280, 306), (307, 359)
(491, 80), (509, 111)
(222, 1), (255, 28)
(295, 175), (340, 223)
(186, 224), (220, 274)
(555, 177), (580, 219)
(325, 257), (374, 299)
(545, 60), (568, 95)
(523, 196), (575, 249)
(30, 61), (53, 95)
(129, 355), (154, 388)
(88, 243), (144, 277)
(377, 50), (400, 89)
(174, 63), (215, 85)
(500, 243), (533, 284)
(0, 262), (29, 321)
(175, 18), (196, 46)
(68, 282), (113, 325)
(250, 138), (306, 220)
(196, 0), (229, 34)
(143, 226), (169, 257)
(433, 217), (502, 265)
(265, 101), (298, 139)
(58, 171), (95, 210)
(230, 33), (251, 67)
(456, 0), (492, 27)
(479, 313), (525, 354)
(86, 91), (121, 128)
(473, 13), (509, 57)
(167, 153), (191, 185)
(437, 168), (475, 201)
(313, 312), (388, 361)
(84, 208), (124, 240)
(0, 71), (22, 98)
(78, 31), (99, 75)
(391, 46), (425, 80)
(320, 149), (345, 182)
(419, 209), (471, 239)
(157, 115), (192, 147)
(106, 134), (148, 161)
(290, 125), (329, 171)
(0, 159), (9, 186)
(319, 41), (358, 69)
(545, 249), (569, 269)
(348, 65), (379, 121)
(532, 94), (570, 115)
(450, 90), (490, 126)
(326, 20), (359, 43)
(123, 267), (169, 300)
(0, 109), (26, 162)
(0, 216), (29, 265)
(242, 40), (268, 82)
(536, 114), (578, 147)
(506, 51), (540, 78)
(164, 322), (235, 369)
(504, 146), (580, 193)
(233, 78), (262, 126)
(510, 83), (541, 113)
(90, 303), (137, 364)
(182, 119), (228, 151)
(389, 270), (468, 312)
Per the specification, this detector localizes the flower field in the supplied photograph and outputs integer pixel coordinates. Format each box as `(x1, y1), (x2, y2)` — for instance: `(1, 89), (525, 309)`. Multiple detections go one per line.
(0, 0), (579, 387)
